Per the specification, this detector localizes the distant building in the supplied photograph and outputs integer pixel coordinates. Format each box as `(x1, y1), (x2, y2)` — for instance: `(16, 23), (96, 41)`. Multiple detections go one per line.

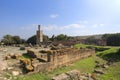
(36, 25), (43, 45)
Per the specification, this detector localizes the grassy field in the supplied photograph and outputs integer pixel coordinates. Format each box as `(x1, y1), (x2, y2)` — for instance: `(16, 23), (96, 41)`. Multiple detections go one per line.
(18, 44), (120, 80)
(98, 61), (120, 80)
(74, 44), (120, 80)
(97, 47), (120, 80)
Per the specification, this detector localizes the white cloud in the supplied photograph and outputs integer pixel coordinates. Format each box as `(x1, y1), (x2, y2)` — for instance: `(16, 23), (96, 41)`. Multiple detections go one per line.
(42, 23), (85, 31)
(92, 23), (105, 28)
(87, 0), (120, 17)
(83, 20), (88, 24)
(62, 24), (85, 30)
(20, 24), (37, 30)
(78, 20), (88, 24)
(99, 24), (105, 27)
(42, 25), (58, 31)
(92, 24), (98, 28)
(50, 14), (59, 18)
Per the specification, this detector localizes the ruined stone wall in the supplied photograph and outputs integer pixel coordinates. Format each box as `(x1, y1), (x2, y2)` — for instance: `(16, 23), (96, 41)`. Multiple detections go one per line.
(49, 48), (95, 69)
(32, 48), (95, 72)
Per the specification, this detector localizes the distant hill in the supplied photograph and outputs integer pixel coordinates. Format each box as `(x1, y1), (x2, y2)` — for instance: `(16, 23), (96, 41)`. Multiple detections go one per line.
(73, 34), (103, 40)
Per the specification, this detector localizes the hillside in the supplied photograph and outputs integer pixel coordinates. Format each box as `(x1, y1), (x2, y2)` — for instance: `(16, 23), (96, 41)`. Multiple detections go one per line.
(73, 34), (103, 39)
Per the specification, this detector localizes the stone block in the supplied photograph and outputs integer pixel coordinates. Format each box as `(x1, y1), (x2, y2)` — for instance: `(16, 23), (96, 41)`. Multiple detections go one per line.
(52, 73), (70, 80)
(25, 65), (34, 71)
(27, 49), (37, 58)
(52, 70), (80, 80)
(12, 71), (20, 76)
(20, 47), (25, 50)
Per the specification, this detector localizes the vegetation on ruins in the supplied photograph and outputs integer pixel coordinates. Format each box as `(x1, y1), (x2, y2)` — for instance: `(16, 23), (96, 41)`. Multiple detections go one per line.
(102, 33), (120, 46)
(27, 35), (49, 44)
(27, 35), (36, 44)
(1, 34), (25, 45)
(84, 36), (100, 45)
(50, 34), (71, 41)
(75, 44), (120, 80)
(49, 34), (73, 42)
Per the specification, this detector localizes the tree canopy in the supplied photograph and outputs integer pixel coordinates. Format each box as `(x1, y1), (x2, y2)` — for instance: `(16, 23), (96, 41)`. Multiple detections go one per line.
(26, 35), (49, 44)
(1, 34), (25, 45)
(50, 34), (70, 41)
(102, 33), (120, 46)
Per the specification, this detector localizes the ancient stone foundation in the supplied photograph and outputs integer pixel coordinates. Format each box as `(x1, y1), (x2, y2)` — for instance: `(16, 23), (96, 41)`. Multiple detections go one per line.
(21, 48), (95, 73)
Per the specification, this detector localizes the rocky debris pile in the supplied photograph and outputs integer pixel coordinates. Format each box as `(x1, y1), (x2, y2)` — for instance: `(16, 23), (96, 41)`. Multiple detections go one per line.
(94, 69), (105, 75)
(91, 60), (111, 78)
(50, 44), (68, 50)
(52, 70), (97, 80)
(27, 49), (38, 58)
(95, 60), (109, 69)
(4, 53), (20, 60)
(95, 60), (110, 68)
(0, 60), (8, 71)
(52, 70), (80, 80)
(0, 58), (21, 80)
(20, 58), (34, 73)
(50, 45), (60, 50)
(20, 47), (26, 50)
(0, 70), (20, 80)
(0, 48), (8, 52)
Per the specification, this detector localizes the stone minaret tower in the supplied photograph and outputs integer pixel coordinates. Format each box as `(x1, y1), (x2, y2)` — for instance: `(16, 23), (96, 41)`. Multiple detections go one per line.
(36, 25), (43, 45)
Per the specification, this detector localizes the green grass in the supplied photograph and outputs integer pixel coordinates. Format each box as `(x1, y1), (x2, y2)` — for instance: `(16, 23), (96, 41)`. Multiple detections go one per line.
(48, 56), (95, 77)
(96, 47), (120, 80)
(18, 56), (95, 80)
(74, 44), (120, 80)
(97, 47), (120, 61)
(74, 44), (110, 51)
(18, 73), (48, 80)
(98, 62), (120, 80)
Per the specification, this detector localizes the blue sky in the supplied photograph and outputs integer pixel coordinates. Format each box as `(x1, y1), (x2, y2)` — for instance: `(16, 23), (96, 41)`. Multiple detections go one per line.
(0, 0), (120, 39)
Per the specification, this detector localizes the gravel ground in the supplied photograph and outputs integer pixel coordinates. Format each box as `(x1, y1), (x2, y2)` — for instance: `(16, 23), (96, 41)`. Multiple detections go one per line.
(0, 46), (27, 55)
(0, 46), (27, 80)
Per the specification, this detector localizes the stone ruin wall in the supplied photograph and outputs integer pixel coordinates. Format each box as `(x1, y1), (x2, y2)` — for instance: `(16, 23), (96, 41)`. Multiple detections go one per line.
(31, 48), (95, 73)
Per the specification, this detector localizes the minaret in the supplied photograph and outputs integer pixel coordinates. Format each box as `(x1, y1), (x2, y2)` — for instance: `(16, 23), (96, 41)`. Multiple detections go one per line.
(36, 25), (43, 45)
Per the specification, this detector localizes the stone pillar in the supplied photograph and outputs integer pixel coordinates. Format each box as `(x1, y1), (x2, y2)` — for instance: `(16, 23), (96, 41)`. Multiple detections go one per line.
(36, 25), (43, 45)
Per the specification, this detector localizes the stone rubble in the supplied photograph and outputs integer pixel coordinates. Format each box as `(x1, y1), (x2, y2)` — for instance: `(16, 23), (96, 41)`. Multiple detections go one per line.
(12, 71), (20, 76)
(52, 70), (96, 80)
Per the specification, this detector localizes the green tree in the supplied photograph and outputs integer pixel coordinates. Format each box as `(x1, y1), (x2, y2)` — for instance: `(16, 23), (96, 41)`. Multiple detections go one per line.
(50, 35), (55, 41)
(13, 36), (22, 44)
(2, 35), (14, 45)
(27, 35), (36, 44)
(56, 34), (68, 41)
(102, 33), (120, 46)
(43, 35), (49, 42)
(2, 35), (25, 45)
(102, 34), (111, 40)
(107, 33), (120, 46)
(27, 35), (49, 44)
(85, 36), (97, 45)
(21, 39), (26, 44)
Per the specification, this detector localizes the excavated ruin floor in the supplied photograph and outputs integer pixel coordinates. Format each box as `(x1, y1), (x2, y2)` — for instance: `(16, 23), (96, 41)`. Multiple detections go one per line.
(0, 46), (50, 80)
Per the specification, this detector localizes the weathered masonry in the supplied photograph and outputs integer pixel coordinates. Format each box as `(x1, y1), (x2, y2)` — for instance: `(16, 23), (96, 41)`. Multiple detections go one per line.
(21, 48), (95, 73)
(36, 25), (43, 45)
